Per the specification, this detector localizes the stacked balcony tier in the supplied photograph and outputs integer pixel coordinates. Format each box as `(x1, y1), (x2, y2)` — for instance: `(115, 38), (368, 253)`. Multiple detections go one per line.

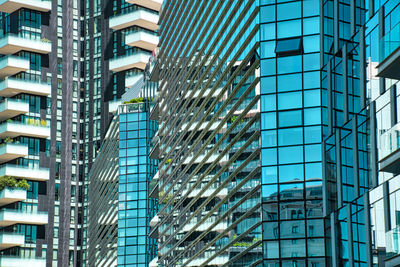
(109, 9), (158, 31)
(0, 78), (51, 97)
(0, 0), (51, 13)
(109, 52), (150, 72)
(0, 209), (48, 227)
(0, 164), (49, 181)
(0, 232), (25, 250)
(0, 34), (51, 55)
(0, 188), (27, 206)
(0, 143), (28, 164)
(0, 56), (29, 79)
(125, 31), (159, 51)
(0, 99), (29, 121)
(0, 121), (50, 139)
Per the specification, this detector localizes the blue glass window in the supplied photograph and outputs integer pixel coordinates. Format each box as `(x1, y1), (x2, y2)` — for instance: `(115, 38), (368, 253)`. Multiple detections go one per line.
(275, 38), (303, 57)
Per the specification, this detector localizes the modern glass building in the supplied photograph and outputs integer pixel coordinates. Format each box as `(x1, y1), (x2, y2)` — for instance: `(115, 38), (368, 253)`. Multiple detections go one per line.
(145, 0), (400, 266)
(118, 102), (158, 267)
(88, 64), (159, 267)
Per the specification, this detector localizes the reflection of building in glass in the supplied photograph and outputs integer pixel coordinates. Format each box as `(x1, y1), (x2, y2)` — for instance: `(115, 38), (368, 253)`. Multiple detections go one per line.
(86, 0), (400, 266)
(88, 74), (158, 266)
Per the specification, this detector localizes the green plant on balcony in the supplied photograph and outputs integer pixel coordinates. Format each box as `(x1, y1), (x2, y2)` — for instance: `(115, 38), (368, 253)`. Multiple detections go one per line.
(41, 38), (50, 43)
(6, 119), (12, 123)
(122, 97), (145, 104)
(4, 137), (13, 143)
(165, 158), (172, 164)
(230, 115), (244, 124)
(40, 119), (47, 127)
(26, 118), (34, 125)
(0, 176), (30, 191)
(158, 190), (174, 204)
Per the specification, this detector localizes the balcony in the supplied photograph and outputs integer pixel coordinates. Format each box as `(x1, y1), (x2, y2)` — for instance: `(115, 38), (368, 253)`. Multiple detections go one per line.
(0, 56), (29, 79)
(0, 78), (51, 97)
(0, 143), (28, 164)
(0, 188), (26, 206)
(0, 256), (46, 267)
(0, 34), (51, 55)
(0, 121), (50, 139)
(0, 164), (49, 181)
(126, 31), (159, 51)
(0, 0), (51, 13)
(126, 0), (162, 11)
(0, 209), (48, 227)
(377, 23), (400, 80)
(0, 99), (29, 121)
(109, 9), (158, 31)
(379, 123), (400, 174)
(0, 233), (24, 250)
(109, 52), (150, 72)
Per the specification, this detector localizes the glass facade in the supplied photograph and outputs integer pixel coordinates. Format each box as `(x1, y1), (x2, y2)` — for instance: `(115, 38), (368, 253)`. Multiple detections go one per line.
(259, 1), (326, 265)
(118, 103), (158, 267)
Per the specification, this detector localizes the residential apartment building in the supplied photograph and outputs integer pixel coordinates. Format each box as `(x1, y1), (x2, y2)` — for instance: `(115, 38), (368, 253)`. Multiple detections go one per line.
(0, 0), (161, 266)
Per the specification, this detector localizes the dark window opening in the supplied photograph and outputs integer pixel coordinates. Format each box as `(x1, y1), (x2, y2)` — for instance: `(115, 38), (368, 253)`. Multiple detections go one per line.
(275, 37), (303, 57)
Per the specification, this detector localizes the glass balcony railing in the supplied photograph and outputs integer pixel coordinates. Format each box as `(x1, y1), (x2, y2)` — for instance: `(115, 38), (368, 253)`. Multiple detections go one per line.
(379, 122), (400, 160)
(378, 23), (400, 79)
(0, 0), (52, 13)
(380, 23), (400, 63)
(386, 226), (400, 259)
(0, 34), (51, 55)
